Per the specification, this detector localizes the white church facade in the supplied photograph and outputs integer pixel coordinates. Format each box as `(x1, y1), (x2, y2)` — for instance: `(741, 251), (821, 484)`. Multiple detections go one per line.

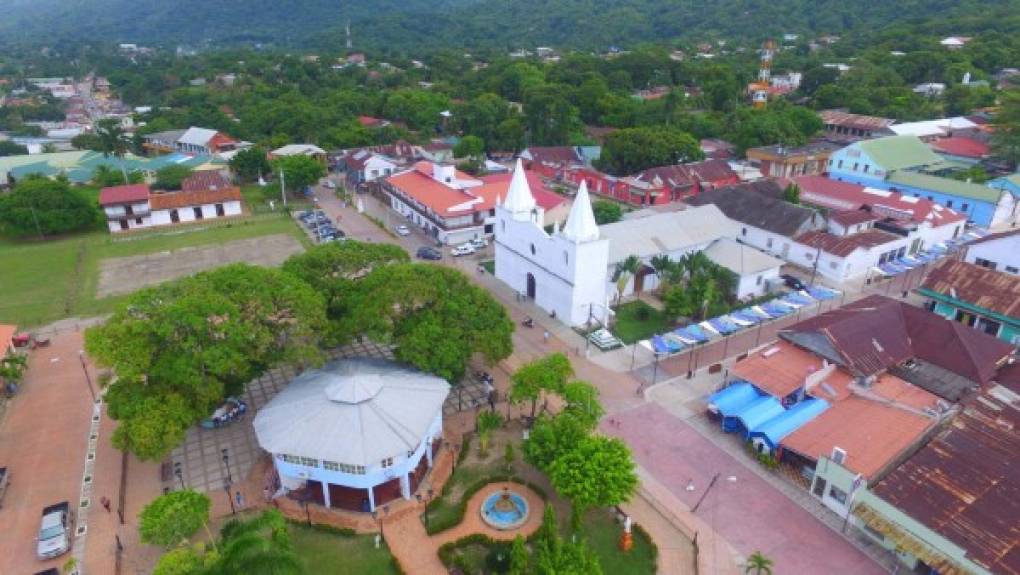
(494, 160), (611, 327)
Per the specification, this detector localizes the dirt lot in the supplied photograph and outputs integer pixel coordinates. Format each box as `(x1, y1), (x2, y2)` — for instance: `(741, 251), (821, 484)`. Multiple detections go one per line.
(96, 234), (304, 297)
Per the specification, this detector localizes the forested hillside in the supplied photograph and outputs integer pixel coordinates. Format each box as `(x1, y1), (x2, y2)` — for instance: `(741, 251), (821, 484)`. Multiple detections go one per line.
(1, 0), (1020, 54)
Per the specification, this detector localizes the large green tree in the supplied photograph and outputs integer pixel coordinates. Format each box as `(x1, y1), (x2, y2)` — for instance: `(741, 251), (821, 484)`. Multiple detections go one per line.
(139, 490), (211, 548)
(229, 146), (272, 183)
(0, 175), (100, 237)
(86, 264), (326, 459)
(992, 89), (1020, 168)
(281, 241), (409, 343)
(597, 126), (703, 176)
(338, 263), (513, 382)
(0, 140), (28, 156)
(154, 165), (195, 190)
(591, 200), (622, 225)
(547, 435), (638, 529)
(509, 353), (573, 418)
(272, 154), (325, 193)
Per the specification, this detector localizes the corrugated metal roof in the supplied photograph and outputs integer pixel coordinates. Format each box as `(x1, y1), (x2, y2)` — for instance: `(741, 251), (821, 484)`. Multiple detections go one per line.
(703, 238), (783, 276)
(870, 383), (1020, 574)
(887, 170), (1002, 203)
(599, 204), (737, 264)
(920, 259), (1020, 320)
(858, 135), (944, 172)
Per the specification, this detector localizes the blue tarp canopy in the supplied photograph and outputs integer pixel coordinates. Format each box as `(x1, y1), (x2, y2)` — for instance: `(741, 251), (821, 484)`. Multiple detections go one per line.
(749, 398), (830, 449)
(732, 396), (785, 437)
(685, 324), (712, 341)
(651, 335), (683, 354)
(707, 382), (762, 417)
(730, 310), (762, 324)
(709, 316), (740, 335)
(807, 286), (839, 300)
(674, 326), (707, 343)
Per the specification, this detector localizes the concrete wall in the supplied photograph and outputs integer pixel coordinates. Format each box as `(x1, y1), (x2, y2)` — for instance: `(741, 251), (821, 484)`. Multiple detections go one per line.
(965, 236), (1020, 274)
(150, 200), (242, 226)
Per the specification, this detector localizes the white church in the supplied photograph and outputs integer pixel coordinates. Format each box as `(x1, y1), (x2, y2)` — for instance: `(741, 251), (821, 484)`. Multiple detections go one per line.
(494, 160), (784, 328)
(495, 160), (611, 327)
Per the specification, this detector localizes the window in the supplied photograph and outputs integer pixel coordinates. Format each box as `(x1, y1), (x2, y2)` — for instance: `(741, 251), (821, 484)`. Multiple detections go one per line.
(766, 237), (773, 249)
(125, 204), (134, 216)
(975, 258), (997, 270)
(280, 454), (300, 464)
(135, 218), (143, 225)
(741, 227), (747, 237)
(323, 461), (366, 474)
(961, 203), (969, 212)
(299, 457), (319, 468)
(828, 486), (848, 505)
(756, 275), (763, 286)
(530, 243), (536, 255)
(501, 220), (506, 233)
(193, 207), (203, 220)
(323, 461), (339, 471)
(863, 165), (869, 174)
(946, 200), (953, 208)
(563, 251), (568, 265)
(837, 160), (844, 169)
(1006, 266), (1018, 274)
(381, 457), (394, 468)
(215, 203), (225, 217)
(853, 162), (859, 172)
(829, 261), (838, 270)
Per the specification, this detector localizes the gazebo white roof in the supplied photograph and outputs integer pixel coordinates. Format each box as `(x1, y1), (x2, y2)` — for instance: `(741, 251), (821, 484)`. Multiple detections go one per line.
(254, 359), (450, 467)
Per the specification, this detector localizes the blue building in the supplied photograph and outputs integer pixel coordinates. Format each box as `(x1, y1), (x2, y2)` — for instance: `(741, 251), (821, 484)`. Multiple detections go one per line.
(828, 136), (1019, 228)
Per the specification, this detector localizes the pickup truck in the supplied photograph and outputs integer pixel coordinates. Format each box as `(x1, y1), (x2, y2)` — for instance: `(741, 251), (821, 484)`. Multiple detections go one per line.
(37, 502), (72, 560)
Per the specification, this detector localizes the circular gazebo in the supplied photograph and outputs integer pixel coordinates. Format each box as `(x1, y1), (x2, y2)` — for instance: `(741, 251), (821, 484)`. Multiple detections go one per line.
(254, 359), (449, 512)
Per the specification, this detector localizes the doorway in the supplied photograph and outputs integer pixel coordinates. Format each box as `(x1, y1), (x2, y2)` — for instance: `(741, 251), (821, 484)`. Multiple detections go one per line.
(170, 209), (180, 223)
(526, 273), (536, 299)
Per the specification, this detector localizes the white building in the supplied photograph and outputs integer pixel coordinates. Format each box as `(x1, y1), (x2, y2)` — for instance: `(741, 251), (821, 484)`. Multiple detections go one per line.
(98, 172), (243, 232)
(495, 163), (610, 326)
(791, 229), (911, 283)
(344, 150), (400, 186)
(964, 229), (1020, 274)
(254, 359), (449, 513)
(703, 238), (784, 299)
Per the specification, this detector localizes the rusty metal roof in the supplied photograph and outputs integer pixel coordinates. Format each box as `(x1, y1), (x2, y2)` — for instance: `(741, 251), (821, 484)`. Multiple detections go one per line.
(870, 382), (1020, 575)
(920, 259), (1020, 320)
(781, 295), (1013, 385)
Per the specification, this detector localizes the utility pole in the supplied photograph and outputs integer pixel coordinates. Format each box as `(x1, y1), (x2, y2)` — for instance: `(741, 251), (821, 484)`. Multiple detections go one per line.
(280, 168), (287, 207)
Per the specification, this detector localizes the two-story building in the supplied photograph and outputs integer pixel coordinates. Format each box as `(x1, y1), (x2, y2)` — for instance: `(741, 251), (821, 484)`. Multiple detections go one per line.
(745, 141), (840, 178)
(818, 110), (895, 144)
(99, 172), (243, 232)
(919, 259), (1020, 344)
(963, 228), (1020, 274)
(99, 183), (152, 232)
(384, 161), (563, 245)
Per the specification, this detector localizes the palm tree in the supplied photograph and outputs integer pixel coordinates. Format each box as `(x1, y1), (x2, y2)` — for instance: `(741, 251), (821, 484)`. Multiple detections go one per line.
(745, 551), (773, 575)
(649, 254), (674, 290)
(209, 509), (304, 575)
(612, 255), (642, 305)
(96, 118), (130, 182)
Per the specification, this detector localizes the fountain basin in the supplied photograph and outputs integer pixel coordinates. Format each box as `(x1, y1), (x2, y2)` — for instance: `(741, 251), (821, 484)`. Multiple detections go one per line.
(480, 488), (530, 530)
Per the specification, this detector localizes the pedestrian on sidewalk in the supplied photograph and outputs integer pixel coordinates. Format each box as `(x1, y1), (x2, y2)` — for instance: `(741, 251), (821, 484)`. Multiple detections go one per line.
(235, 491), (245, 510)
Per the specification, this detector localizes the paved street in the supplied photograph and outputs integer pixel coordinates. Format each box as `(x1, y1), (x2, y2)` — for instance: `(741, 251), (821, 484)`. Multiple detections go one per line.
(0, 331), (96, 575)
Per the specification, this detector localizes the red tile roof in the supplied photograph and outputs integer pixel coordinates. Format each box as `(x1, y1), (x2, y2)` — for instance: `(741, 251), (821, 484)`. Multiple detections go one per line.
(829, 209), (882, 227)
(522, 146), (581, 166)
(794, 229), (901, 257)
(818, 110), (896, 131)
(480, 172), (565, 211)
(99, 184), (150, 206)
(149, 187), (242, 210)
(385, 162), (559, 216)
(792, 175), (966, 227)
(930, 136), (990, 159)
(357, 116), (385, 127)
(181, 171), (232, 192)
(732, 340), (847, 398)
(920, 259), (1020, 319)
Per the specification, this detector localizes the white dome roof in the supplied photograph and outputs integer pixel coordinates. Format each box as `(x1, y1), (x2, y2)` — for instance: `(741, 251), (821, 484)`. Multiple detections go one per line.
(254, 359), (450, 467)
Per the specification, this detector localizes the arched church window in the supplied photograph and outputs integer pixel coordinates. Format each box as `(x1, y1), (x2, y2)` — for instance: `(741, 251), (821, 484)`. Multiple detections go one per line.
(563, 251), (568, 265)
(530, 243), (536, 255)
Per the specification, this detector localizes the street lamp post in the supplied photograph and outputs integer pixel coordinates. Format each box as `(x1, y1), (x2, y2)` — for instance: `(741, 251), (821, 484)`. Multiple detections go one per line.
(173, 462), (185, 490)
(78, 351), (97, 403)
(222, 449), (236, 515)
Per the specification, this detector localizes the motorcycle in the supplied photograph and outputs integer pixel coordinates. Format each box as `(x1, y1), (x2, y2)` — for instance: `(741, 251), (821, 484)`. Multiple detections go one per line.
(522, 317), (535, 328)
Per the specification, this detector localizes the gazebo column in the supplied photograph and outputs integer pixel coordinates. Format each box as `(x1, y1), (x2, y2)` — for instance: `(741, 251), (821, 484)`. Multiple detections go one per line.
(425, 437), (434, 468)
(367, 486), (376, 512)
(322, 481), (331, 508)
(400, 473), (411, 500)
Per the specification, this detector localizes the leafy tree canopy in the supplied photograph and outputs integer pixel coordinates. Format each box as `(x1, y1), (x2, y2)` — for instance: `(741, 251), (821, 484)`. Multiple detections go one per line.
(154, 165), (195, 190)
(85, 264), (326, 459)
(547, 435), (637, 528)
(338, 263), (513, 382)
(0, 175), (100, 237)
(591, 200), (622, 225)
(229, 146), (273, 183)
(0, 140), (28, 156)
(272, 154), (326, 193)
(597, 126), (704, 176)
(139, 490), (211, 548)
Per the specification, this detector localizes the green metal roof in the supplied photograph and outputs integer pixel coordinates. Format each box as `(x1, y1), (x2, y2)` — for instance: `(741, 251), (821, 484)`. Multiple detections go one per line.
(858, 136), (943, 172)
(0, 150), (225, 184)
(887, 170), (1003, 203)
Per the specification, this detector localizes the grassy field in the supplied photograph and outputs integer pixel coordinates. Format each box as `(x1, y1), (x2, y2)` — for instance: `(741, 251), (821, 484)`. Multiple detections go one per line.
(0, 213), (308, 327)
(612, 300), (672, 344)
(240, 183), (314, 212)
(582, 508), (657, 575)
(290, 524), (400, 575)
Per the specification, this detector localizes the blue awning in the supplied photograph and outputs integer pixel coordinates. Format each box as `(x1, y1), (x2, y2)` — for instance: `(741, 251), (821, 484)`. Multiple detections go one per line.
(807, 286), (839, 300)
(709, 316), (740, 335)
(733, 396), (786, 437)
(707, 382), (762, 417)
(750, 398), (830, 449)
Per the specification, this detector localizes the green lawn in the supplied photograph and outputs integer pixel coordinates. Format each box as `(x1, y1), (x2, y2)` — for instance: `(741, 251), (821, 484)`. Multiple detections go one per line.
(581, 509), (657, 575)
(612, 300), (672, 344)
(241, 183), (313, 212)
(0, 213), (308, 327)
(480, 260), (495, 274)
(290, 524), (400, 575)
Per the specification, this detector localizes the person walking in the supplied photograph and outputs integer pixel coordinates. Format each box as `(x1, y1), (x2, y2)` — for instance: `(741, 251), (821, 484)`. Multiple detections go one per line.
(235, 491), (245, 510)
(543, 330), (550, 343)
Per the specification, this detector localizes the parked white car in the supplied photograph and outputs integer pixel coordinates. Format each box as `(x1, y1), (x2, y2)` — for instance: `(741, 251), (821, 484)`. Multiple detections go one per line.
(451, 244), (476, 257)
(323, 180), (337, 189)
(395, 225), (411, 236)
(469, 237), (489, 248)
